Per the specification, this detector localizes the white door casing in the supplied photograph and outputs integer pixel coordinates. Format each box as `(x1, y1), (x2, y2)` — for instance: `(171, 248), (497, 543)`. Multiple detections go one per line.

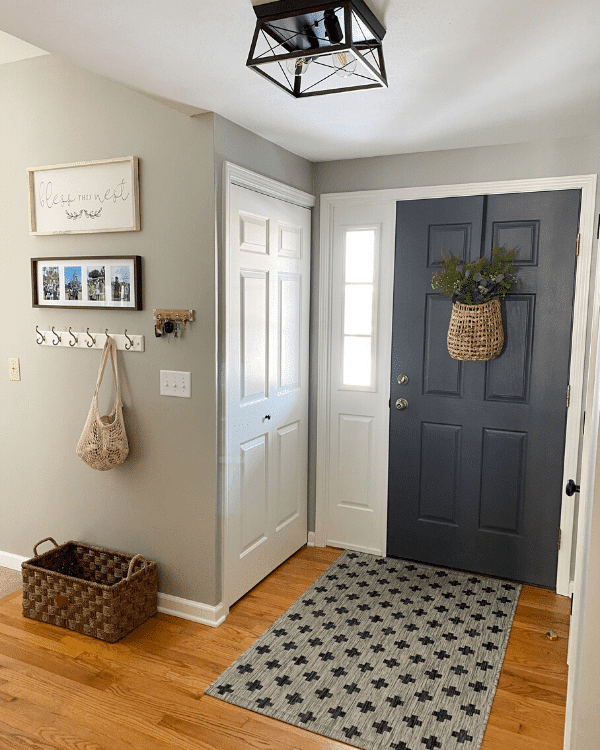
(223, 165), (314, 608)
(316, 175), (597, 601)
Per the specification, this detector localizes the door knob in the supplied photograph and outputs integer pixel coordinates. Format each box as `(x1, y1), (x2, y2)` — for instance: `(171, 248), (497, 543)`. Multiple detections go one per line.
(565, 479), (580, 496)
(396, 398), (408, 410)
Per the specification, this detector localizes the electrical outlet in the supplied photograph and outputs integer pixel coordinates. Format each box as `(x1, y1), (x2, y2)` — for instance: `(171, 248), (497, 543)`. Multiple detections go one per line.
(8, 358), (20, 381)
(160, 370), (191, 398)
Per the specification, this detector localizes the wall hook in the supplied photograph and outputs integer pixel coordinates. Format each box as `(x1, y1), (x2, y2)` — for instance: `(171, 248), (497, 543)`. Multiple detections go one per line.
(36, 326), (46, 344)
(51, 326), (62, 345)
(124, 330), (133, 350)
(86, 328), (96, 348)
(68, 327), (78, 347)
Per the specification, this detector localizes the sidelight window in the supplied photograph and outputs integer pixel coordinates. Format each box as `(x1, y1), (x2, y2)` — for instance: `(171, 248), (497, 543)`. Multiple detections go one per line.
(342, 227), (378, 388)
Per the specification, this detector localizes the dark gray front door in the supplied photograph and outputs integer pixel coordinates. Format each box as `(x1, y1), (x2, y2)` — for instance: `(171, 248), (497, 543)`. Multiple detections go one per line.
(387, 190), (580, 588)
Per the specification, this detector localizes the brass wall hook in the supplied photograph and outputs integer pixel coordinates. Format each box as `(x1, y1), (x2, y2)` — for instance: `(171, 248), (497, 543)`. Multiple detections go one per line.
(68, 327), (78, 347)
(86, 328), (96, 348)
(51, 326), (61, 345)
(36, 326), (46, 344)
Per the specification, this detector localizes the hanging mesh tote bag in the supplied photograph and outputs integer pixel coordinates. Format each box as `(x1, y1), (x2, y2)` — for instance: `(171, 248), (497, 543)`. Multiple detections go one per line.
(76, 335), (129, 470)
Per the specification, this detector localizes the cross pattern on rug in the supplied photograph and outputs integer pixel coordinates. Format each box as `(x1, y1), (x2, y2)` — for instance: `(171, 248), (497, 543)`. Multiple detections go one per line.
(206, 551), (521, 750)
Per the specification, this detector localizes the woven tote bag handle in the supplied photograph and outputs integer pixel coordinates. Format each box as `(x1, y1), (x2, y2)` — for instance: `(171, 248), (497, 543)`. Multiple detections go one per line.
(33, 537), (58, 556)
(127, 554), (148, 579)
(94, 336), (122, 406)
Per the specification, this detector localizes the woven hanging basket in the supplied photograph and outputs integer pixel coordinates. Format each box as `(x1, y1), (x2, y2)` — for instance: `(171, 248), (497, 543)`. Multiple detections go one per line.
(447, 299), (504, 361)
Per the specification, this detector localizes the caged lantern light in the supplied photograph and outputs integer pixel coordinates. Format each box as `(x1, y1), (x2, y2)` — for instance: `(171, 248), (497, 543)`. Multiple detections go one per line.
(247, 0), (387, 98)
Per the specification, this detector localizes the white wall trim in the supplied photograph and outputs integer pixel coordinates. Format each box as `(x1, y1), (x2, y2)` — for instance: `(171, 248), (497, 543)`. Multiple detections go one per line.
(157, 594), (227, 628)
(226, 162), (316, 209)
(307, 531), (316, 546)
(317, 174), (597, 598)
(314, 198), (334, 553)
(320, 174), (596, 204)
(563, 226), (600, 749)
(0, 550), (27, 570)
(0, 549), (228, 628)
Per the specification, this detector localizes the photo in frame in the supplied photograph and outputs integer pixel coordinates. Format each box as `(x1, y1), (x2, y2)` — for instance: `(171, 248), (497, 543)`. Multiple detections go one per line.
(28, 157), (140, 235)
(31, 256), (142, 310)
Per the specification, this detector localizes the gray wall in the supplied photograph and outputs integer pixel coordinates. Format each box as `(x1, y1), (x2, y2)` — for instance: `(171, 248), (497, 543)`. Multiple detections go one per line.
(213, 113), (314, 198)
(0, 55), (219, 604)
(212, 114), (314, 597)
(314, 135), (600, 193)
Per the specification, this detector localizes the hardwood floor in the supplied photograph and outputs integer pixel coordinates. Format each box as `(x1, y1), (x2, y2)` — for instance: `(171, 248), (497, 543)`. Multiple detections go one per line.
(0, 546), (569, 749)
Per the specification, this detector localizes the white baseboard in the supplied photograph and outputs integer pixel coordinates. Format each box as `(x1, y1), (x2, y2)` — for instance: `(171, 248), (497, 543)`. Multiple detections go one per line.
(326, 539), (383, 556)
(308, 531), (329, 548)
(0, 549), (227, 628)
(0, 551), (27, 570)
(157, 593), (227, 627)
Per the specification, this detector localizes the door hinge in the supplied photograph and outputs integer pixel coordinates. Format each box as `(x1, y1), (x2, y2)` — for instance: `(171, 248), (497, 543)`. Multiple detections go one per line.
(566, 384), (571, 407)
(576, 233), (581, 256)
(558, 529), (562, 551)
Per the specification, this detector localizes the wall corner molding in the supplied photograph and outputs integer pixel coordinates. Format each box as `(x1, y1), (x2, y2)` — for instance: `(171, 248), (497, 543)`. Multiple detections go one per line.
(157, 594), (227, 627)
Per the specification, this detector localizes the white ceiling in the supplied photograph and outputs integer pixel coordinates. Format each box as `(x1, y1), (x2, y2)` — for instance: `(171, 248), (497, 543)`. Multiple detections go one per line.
(1, 1), (599, 162)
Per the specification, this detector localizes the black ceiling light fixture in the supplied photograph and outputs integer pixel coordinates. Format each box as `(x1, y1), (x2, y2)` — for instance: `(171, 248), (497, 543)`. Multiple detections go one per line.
(247, 0), (387, 98)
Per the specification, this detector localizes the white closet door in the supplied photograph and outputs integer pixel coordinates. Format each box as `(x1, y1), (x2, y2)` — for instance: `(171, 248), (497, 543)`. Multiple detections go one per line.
(225, 183), (311, 605)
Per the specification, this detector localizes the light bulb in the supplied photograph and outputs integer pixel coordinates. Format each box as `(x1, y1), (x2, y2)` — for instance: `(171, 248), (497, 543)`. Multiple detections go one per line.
(332, 50), (357, 77)
(286, 56), (312, 77)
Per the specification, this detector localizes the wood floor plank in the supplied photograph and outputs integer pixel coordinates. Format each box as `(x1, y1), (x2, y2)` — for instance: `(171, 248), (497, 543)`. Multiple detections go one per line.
(0, 547), (569, 750)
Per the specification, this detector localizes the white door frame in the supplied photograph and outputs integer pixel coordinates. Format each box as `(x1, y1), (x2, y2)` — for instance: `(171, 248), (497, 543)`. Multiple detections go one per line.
(316, 174), (598, 600)
(220, 162), (315, 613)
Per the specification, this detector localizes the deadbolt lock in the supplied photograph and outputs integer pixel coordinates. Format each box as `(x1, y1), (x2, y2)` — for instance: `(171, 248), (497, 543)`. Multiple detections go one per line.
(396, 398), (408, 410)
(397, 374), (409, 385)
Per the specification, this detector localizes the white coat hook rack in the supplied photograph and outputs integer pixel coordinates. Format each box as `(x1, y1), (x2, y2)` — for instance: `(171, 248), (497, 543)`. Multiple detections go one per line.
(35, 327), (144, 351)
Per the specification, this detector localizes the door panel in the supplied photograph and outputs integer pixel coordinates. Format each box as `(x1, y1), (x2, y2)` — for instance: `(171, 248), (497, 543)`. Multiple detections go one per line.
(278, 273), (301, 388)
(388, 190), (580, 587)
(227, 184), (310, 605)
(240, 270), (268, 401)
(240, 435), (268, 554)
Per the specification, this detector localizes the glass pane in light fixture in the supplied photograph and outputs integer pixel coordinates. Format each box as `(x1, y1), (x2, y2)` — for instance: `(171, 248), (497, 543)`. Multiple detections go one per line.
(332, 50), (357, 77)
(286, 56), (313, 76)
(345, 229), (375, 283)
(343, 335), (372, 387)
(344, 285), (373, 335)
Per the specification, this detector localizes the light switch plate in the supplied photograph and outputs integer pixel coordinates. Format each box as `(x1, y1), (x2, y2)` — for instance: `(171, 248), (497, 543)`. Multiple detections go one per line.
(160, 370), (191, 398)
(8, 358), (20, 381)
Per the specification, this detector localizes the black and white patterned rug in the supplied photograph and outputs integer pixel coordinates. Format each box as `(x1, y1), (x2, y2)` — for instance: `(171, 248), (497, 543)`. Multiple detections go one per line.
(206, 551), (521, 750)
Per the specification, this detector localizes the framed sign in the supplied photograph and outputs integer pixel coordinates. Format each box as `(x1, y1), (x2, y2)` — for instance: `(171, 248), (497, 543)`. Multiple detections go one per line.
(28, 157), (140, 235)
(31, 256), (142, 310)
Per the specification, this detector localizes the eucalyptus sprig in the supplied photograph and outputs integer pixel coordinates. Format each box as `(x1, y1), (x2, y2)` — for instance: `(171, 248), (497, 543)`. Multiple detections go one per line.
(431, 247), (517, 305)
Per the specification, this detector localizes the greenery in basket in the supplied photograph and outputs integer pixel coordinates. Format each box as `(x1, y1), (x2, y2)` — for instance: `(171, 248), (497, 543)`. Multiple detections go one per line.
(431, 247), (517, 305)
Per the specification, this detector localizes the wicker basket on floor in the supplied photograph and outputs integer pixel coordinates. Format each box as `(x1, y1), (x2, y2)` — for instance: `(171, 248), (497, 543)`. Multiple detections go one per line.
(447, 299), (504, 361)
(22, 538), (157, 642)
